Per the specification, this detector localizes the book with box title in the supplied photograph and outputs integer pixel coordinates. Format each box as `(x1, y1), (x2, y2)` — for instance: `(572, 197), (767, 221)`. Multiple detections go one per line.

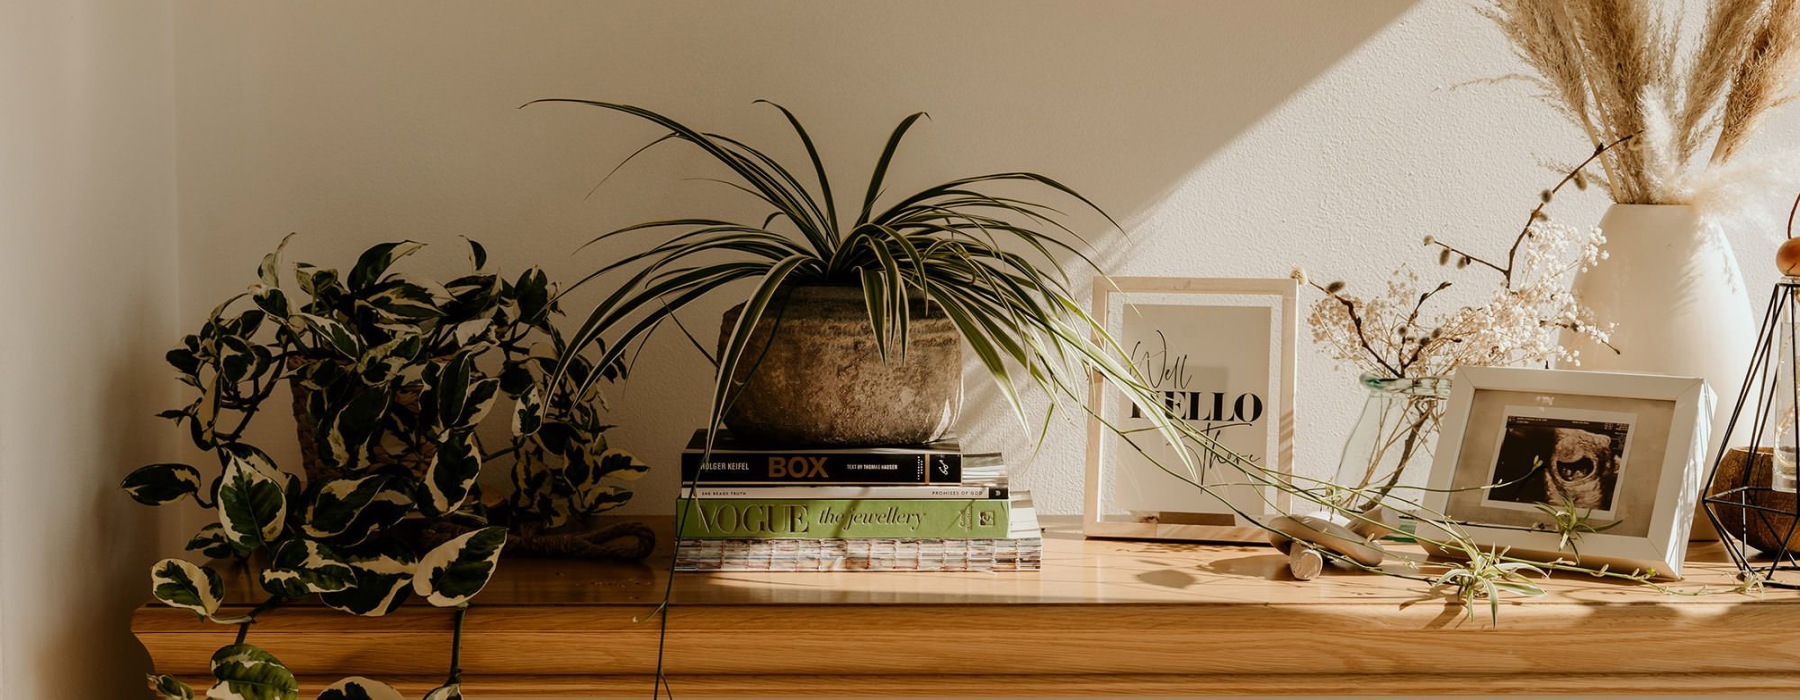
(680, 429), (962, 485)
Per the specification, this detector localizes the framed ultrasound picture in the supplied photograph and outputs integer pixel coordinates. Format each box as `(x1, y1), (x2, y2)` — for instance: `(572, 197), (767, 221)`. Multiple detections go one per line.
(1083, 277), (1296, 543)
(1417, 367), (1713, 579)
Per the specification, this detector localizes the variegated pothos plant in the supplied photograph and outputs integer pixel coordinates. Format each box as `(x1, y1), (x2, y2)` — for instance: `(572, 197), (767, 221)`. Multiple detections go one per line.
(124, 236), (647, 699)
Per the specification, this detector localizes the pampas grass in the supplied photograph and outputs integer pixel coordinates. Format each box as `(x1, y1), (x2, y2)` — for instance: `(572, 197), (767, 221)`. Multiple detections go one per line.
(1487, 0), (1800, 204)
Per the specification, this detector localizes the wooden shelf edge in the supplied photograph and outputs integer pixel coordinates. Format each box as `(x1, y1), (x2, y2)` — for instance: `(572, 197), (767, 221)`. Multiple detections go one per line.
(148, 672), (1791, 696)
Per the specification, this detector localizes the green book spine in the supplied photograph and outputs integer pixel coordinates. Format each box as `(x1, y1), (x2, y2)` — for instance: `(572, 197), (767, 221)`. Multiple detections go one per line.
(676, 498), (1011, 539)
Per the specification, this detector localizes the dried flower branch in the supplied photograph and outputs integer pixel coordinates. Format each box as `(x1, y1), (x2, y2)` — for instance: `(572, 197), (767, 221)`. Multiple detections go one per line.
(1487, 0), (1800, 204)
(1297, 145), (1619, 380)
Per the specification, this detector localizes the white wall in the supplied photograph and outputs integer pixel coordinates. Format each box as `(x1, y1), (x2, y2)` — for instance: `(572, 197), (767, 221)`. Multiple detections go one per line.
(167, 0), (1800, 517)
(6, 1), (1800, 698)
(0, 0), (179, 697)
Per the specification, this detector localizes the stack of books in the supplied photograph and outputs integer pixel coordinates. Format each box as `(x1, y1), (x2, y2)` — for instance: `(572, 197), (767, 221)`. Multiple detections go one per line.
(672, 430), (1041, 572)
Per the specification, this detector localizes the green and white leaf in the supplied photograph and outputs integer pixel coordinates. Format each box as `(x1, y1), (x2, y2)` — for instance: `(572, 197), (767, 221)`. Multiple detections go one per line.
(259, 538), (356, 598)
(412, 526), (507, 607)
(418, 435), (480, 518)
(320, 544), (418, 617)
(303, 476), (391, 539)
(217, 454), (287, 550)
(294, 313), (365, 359)
(316, 677), (406, 700)
(207, 643), (299, 700)
(147, 674), (196, 700)
(122, 463), (205, 506)
(422, 683), (462, 700)
(348, 240), (426, 290)
(257, 232), (297, 289)
(151, 558), (224, 618)
(511, 385), (543, 437)
(187, 523), (237, 560)
(595, 448), (649, 481)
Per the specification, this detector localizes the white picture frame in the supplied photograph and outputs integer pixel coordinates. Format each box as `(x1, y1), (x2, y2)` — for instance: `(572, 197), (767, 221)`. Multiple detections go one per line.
(1417, 367), (1713, 579)
(1083, 277), (1296, 543)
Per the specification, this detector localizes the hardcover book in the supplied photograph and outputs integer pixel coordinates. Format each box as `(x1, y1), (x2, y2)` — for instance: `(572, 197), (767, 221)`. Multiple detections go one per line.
(675, 494), (1041, 571)
(680, 429), (962, 484)
(685, 484), (1008, 500)
(676, 497), (1010, 539)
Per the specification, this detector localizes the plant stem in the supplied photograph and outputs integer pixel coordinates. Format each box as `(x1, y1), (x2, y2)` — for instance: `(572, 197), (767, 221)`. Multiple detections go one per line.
(448, 605), (468, 684)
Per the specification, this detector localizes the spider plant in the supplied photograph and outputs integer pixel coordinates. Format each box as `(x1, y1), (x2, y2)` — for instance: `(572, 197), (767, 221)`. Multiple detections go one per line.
(1532, 493), (1622, 558)
(525, 99), (1199, 468)
(1432, 540), (1549, 626)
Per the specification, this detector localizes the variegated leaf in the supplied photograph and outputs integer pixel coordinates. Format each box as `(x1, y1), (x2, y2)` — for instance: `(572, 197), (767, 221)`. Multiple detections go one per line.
(596, 449), (649, 481)
(301, 476), (387, 538)
(217, 455), (287, 550)
(422, 683), (462, 700)
(454, 378), (499, 430)
(348, 241), (425, 291)
(316, 677), (406, 700)
(412, 526), (507, 607)
(257, 232), (297, 289)
(122, 463), (205, 505)
(254, 286), (291, 319)
(294, 313), (364, 359)
(147, 673), (196, 700)
(302, 475), (411, 543)
(417, 436), (480, 518)
(511, 385), (542, 437)
(207, 643), (299, 700)
(463, 237), (487, 270)
(259, 539), (355, 598)
(432, 353), (473, 432)
(151, 558), (224, 618)
(294, 264), (338, 297)
(365, 281), (446, 321)
(187, 523), (236, 560)
(320, 543), (418, 617)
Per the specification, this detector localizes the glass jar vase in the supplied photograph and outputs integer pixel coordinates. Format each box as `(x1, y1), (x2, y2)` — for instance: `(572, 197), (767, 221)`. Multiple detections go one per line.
(1331, 374), (1451, 515)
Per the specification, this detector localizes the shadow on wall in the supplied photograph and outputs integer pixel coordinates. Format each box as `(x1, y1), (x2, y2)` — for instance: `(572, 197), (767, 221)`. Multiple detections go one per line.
(172, 0), (1419, 515)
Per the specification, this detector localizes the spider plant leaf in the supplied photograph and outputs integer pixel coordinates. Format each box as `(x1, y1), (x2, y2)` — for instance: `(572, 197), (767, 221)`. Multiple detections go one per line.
(756, 99), (838, 232)
(708, 256), (812, 434)
(856, 111), (929, 227)
(524, 99), (836, 257)
(859, 268), (890, 362)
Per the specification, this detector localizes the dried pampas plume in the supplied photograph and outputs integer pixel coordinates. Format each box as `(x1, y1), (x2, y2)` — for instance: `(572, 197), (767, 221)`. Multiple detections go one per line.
(1487, 0), (1800, 205)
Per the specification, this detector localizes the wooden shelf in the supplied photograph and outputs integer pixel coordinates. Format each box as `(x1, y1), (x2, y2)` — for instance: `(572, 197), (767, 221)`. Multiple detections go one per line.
(132, 517), (1800, 696)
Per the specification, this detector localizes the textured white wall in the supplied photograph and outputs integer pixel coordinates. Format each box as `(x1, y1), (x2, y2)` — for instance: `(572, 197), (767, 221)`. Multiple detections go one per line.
(0, 0), (179, 697)
(168, 0), (1799, 523)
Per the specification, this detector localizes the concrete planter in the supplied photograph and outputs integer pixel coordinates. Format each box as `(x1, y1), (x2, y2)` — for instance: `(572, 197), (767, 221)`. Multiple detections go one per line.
(718, 284), (961, 446)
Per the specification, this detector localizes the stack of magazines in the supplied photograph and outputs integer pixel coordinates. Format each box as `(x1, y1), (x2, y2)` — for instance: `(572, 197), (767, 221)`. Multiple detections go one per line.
(673, 430), (1041, 572)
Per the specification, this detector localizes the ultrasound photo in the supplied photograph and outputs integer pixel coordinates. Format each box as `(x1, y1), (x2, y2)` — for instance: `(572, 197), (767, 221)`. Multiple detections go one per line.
(1483, 414), (1631, 513)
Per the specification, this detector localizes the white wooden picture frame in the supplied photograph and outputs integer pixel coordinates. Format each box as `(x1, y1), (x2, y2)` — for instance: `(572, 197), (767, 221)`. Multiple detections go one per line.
(1083, 277), (1297, 543)
(1418, 366), (1713, 579)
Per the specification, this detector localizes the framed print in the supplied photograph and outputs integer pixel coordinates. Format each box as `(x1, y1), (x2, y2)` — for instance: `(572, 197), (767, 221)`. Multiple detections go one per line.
(1083, 277), (1296, 543)
(1417, 367), (1713, 579)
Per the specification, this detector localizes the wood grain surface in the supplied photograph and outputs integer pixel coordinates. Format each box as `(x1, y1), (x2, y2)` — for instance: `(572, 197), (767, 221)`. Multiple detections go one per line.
(132, 517), (1800, 696)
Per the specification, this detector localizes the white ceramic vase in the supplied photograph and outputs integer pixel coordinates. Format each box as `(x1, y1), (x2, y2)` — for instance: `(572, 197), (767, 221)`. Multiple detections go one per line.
(1567, 204), (1755, 539)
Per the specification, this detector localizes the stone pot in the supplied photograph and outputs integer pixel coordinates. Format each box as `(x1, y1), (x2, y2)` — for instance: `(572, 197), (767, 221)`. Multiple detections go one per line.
(718, 284), (961, 446)
(1709, 446), (1800, 555)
